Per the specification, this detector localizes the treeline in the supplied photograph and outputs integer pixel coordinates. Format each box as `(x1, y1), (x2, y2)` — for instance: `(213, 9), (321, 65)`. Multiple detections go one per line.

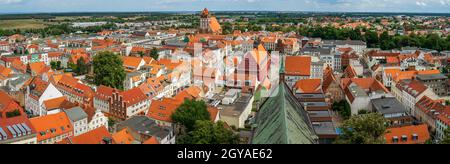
(0, 23), (117, 37)
(298, 26), (450, 51)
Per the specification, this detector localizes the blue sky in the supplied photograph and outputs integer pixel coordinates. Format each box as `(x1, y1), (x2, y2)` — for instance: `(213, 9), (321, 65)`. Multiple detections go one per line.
(1, 0), (450, 13)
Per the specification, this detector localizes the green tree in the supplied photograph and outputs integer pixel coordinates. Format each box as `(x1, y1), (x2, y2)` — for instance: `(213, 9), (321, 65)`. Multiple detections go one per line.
(150, 47), (159, 60)
(138, 51), (145, 58)
(56, 61), (62, 69)
(50, 61), (57, 70)
(75, 57), (88, 75)
(335, 113), (387, 144)
(177, 120), (239, 144)
(442, 128), (450, 144)
(332, 100), (351, 120)
(172, 100), (210, 131)
(93, 51), (126, 90)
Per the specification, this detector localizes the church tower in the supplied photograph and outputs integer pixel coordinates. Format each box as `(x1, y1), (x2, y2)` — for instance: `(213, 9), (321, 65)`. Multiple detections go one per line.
(198, 8), (222, 35)
(199, 8), (211, 34)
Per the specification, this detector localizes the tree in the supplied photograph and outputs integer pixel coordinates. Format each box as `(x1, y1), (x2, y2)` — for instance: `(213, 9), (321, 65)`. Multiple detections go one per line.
(75, 57), (88, 75)
(138, 51), (145, 58)
(50, 61), (57, 70)
(56, 61), (62, 69)
(177, 120), (240, 144)
(150, 47), (159, 60)
(442, 128), (450, 144)
(335, 113), (387, 144)
(93, 51), (126, 90)
(172, 100), (210, 131)
(332, 100), (351, 120)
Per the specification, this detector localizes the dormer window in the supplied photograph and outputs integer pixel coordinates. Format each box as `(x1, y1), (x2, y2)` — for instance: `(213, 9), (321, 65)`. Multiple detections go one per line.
(401, 135), (408, 142)
(392, 136), (399, 143)
(412, 134), (419, 141)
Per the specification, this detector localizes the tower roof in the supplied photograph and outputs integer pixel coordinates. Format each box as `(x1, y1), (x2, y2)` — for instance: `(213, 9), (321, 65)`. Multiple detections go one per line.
(201, 8), (210, 16)
(252, 82), (318, 144)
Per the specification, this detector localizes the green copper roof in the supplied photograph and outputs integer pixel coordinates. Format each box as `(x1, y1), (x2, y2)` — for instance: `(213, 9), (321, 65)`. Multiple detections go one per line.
(252, 82), (318, 144)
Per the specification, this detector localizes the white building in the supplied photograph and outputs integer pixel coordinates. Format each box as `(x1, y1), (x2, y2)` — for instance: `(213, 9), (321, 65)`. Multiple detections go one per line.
(64, 107), (88, 136)
(392, 79), (438, 115)
(25, 78), (64, 116)
(87, 109), (108, 131)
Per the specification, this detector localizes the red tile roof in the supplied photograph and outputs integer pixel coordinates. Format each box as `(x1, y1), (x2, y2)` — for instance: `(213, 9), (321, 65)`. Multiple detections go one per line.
(285, 56), (311, 76)
(385, 124), (430, 144)
(341, 78), (389, 93)
(294, 79), (322, 93)
(119, 87), (147, 106)
(29, 112), (73, 142)
(59, 126), (114, 144)
(142, 136), (159, 144)
(396, 80), (428, 98)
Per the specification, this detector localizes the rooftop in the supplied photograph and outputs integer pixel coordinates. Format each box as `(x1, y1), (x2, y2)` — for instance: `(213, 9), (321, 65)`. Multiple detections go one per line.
(371, 97), (408, 115)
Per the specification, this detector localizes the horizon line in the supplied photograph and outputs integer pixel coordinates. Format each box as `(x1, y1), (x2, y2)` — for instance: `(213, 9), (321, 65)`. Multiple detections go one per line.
(1, 10), (450, 16)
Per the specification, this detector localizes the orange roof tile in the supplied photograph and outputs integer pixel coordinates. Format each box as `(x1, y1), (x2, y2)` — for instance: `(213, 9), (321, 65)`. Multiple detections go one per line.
(112, 128), (135, 144)
(29, 62), (49, 75)
(385, 124), (430, 144)
(43, 97), (67, 111)
(285, 56), (311, 76)
(59, 126), (114, 144)
(142, 136), (159, 144)
(29, 112), (73, 142)
(122, 56), (144, 70)
(120, 87), (148, 105)
(294, 79), (322, 93)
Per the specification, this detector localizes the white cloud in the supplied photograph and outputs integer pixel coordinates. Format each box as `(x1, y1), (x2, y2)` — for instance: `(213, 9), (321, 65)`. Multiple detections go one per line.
(0, 0), (22, 4)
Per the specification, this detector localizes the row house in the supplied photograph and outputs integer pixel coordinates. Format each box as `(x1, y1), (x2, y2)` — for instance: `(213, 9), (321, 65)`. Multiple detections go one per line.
(323, 40), (367, 55)
(29, 112), (73, 144)
(56, 75), (94, 106)
(436, 109), (450, 141)
(415, 96), (448, 132)
(382, 68), (440, 88)
(94, 85), (115, 114)
(63, 107), (88, 136)
(393, 79), (438, 115)
(260, 37), (277, 51)
(109, 87), (149, 120)
(0, 41), (10, 51)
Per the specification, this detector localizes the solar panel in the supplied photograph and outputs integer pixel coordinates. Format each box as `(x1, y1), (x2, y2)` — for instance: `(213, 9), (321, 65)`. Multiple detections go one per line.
(21, 123), (32, 135)
(0, 127), (6, 140)
(16, 124), (27, 136)
(7, 126), (16, 138)
(12, 124), (22, 137)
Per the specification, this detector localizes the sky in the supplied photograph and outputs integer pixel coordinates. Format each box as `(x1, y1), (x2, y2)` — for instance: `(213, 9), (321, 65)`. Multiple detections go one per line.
(1, 0), (450, 13)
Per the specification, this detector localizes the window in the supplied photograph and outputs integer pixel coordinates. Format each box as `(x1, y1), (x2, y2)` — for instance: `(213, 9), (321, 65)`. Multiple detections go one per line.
(392, 136), (399, 143)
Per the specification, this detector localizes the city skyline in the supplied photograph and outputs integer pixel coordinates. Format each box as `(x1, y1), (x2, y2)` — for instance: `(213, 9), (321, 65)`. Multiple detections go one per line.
(1, 0), (450, 14)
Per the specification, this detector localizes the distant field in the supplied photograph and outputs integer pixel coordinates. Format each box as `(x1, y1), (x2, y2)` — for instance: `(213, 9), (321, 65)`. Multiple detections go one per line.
(0, 19), (49, 30)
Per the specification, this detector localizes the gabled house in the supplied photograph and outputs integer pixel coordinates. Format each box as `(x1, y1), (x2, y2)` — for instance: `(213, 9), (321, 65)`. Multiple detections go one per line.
(25, 77), (64, 116)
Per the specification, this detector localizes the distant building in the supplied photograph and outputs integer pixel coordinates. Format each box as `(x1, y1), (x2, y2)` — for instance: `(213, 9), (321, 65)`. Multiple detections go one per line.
(416, 74), (448, 97)
(199, 8), (222, 35)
